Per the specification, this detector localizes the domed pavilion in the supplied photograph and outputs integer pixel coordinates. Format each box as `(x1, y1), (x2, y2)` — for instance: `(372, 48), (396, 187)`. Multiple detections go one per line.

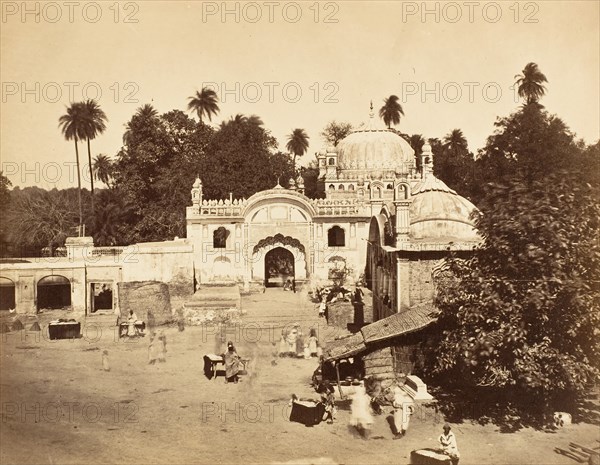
(186, 107), (481, 322)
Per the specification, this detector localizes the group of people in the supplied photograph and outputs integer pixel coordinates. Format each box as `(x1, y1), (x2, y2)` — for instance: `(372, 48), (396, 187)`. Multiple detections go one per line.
(346, 380), (459, 463)
(278, 325), (320, 359)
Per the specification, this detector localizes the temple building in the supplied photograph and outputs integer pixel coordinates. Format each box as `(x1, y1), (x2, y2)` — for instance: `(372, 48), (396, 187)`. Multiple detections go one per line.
(1, 110), (480, 321)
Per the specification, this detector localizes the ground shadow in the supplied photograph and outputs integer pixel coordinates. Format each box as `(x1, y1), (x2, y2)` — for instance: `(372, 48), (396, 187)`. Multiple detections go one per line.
(427, 384), (600, 433)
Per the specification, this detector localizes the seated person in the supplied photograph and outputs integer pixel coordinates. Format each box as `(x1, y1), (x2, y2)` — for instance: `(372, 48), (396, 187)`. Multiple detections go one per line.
(223, 341), (242, 383)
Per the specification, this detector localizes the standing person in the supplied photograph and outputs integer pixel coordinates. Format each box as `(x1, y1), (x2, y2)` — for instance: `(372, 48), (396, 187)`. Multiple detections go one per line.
(392, 386), (414, 439)
(439, 423), (460, 465)
(223, 341), (241, 383)
(292, 278), (296, 293)
(318, 299), (327, 318)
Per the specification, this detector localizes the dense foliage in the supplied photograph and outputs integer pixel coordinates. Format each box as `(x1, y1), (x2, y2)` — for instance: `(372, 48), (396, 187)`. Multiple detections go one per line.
(427, 104), (600, 415)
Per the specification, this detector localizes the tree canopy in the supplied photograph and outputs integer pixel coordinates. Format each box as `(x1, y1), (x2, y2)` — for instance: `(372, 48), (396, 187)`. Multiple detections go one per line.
(428, 103), (600, 420)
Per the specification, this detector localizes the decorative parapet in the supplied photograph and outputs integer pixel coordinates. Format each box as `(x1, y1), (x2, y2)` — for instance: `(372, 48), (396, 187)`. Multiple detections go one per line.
(187, 198), (247, 217)
(310, 198), (368, 217)
(186, 195), (371, 218)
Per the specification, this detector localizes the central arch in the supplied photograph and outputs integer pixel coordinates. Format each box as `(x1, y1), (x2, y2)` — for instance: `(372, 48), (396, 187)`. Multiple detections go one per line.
(251, 234), (308, 283)
(264, 247), (295, 287)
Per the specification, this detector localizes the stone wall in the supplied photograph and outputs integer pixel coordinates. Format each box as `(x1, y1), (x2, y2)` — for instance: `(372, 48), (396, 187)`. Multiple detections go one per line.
(363, 346), (396, 390)
(117, 281), (172, 325)
(121, 240), (194, 298)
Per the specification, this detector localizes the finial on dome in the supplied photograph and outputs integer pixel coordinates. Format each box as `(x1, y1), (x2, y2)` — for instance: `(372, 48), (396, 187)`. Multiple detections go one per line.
(367, 100), (375, 130)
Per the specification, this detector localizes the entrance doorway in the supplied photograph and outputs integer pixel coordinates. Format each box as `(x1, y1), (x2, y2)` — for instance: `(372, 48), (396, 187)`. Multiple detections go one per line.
(37, 275), (71, 310)
(264, 247), (295, 287)
(90, 282), (114, 313)
(0, 277), (15, 310)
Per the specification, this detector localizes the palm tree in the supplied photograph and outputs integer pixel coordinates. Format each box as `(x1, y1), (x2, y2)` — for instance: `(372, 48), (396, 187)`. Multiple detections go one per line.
(221, 114), (264, 129)
(81, 99), (107, 217)
(409, 134), (425, 170)
(187, 87), (220, 123)
(93, 154), (114, 188)
(443, 129), (468, 154)
(58, 102), (87, 235)
(379, 95), (404, 128)
(515, 62), (548, 105)
(286, 128), (310, 170)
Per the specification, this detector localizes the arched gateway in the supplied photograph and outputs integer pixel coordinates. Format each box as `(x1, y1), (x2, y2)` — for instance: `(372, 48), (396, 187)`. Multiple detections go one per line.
(252, 234), (308, 284)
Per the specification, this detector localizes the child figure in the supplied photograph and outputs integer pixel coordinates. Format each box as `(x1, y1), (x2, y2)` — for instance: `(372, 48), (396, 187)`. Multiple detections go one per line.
(321, 383), (336, 424)
(102, 350), (110, 371)
(308, 328), (318, 357)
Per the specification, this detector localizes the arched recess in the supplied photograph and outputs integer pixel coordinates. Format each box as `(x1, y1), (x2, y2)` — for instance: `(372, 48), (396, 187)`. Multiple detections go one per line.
(252, 234), (307, 282)
(327, 226), (346, 247)
(0, 277), (15, 310)
(264, 247), (295, 287)
(37, 275), (71, 310)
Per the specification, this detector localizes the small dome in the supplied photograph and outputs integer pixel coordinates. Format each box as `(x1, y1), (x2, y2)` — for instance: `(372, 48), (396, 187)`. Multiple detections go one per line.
(336, 129), (415, 173)
(193, 177), (202, 188)
(410, 176), (479, 241)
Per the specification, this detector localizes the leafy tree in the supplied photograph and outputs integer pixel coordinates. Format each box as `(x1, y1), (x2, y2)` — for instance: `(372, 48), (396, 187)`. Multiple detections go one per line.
(187, 87), (220, 123)
(475, 104), (579, 188)
(300, 161), (324, 199)
(430, 170), (599, 416)
(114, 109), (213, 242)
(81, 99), (107, 217)
(0, 172), (12, 253)
(432, 129), (475, 199)
(320, 121), (353, 147)
(201, 118), (294, 199)
(286, 128), (310, 171)
(428, 99), (600, 421)
(5, 187), (84, 254)
(58, 102), (87, 234)
(379, 95), (404, 128)
(515, 62), (548, 105)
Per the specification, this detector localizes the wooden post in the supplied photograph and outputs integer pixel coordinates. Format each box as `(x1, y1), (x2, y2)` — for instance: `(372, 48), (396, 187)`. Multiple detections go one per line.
(335, 361), (344, 399)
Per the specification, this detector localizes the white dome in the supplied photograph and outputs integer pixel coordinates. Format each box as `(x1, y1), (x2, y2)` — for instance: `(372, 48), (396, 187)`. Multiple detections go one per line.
(335, 129), (415, 173)
(410, 176), (480, 241)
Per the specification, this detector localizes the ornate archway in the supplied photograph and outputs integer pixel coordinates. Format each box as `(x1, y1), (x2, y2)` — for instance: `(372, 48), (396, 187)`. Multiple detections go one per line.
(251, 234), (308, 282)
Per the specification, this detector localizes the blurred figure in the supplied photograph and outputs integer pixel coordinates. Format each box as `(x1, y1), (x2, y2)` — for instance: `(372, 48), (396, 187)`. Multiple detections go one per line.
(102, 350), (110, 371)
(157, 330), (167, 363)
(349, 384), (373, 438)
(392, 386), (414, 439)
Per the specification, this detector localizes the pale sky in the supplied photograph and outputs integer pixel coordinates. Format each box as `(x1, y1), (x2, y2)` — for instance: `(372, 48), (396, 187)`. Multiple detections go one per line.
(1, 0), (599, 189)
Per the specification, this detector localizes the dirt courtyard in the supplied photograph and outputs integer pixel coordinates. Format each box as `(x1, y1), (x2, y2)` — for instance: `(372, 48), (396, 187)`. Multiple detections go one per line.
(1, 290), (598, 465)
